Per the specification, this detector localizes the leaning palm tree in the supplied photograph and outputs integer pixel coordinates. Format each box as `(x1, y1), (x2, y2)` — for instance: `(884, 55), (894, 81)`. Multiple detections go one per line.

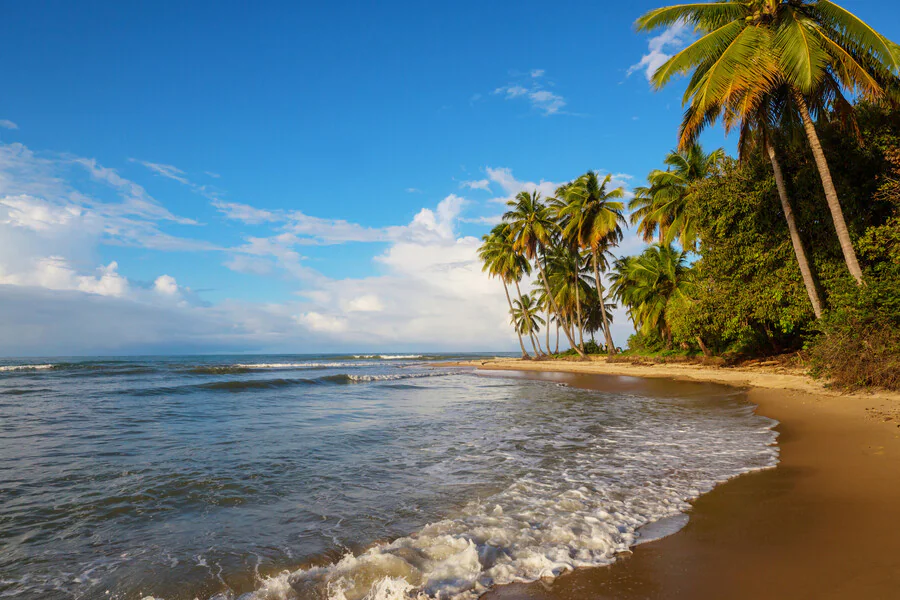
(504, 190), (587, 358)
(560, 172), (626, 355)
(478, 224), (532, 358)
(628, 144), (723, 252)
(637, 0), (900, 285)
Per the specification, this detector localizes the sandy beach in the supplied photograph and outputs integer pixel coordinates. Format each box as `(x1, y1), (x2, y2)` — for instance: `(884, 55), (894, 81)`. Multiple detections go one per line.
(455, 358), (900, 599)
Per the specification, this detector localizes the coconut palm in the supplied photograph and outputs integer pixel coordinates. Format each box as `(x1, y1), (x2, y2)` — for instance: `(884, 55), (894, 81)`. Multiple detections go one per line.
(511, 294), (546, 352)
(504, 190), (587, 358)
(560, 172), (626, 355)
(610, 244), (692, 349)
(628, 144), (723, 252)
(637, 0), (900, 284)
(734, 87), (826, 317)
(478, 224), (532, 358)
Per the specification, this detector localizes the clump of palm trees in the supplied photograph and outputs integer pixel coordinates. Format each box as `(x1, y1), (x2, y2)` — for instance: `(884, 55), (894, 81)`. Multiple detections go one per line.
(479, 173), (625, 359)
(482, 0), (900, 358)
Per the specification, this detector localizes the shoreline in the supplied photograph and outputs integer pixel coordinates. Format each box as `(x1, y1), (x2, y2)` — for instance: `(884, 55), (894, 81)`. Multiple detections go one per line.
(462, 359), (900, 599)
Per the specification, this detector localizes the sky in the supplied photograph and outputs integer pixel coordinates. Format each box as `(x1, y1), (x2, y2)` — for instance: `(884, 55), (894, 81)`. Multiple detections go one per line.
(1, 0), (898, 356)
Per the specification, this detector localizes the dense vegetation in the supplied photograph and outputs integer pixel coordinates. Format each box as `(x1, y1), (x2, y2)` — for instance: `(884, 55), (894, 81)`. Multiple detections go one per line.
(479, 0), (900, 390)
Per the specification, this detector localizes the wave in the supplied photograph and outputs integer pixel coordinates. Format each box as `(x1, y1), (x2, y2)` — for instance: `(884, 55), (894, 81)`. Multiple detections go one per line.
(132, 371), (452, 396)
(241, 420), (778, 600)
(0, 364), (55, 372)
(184, 366), (256, 375)
(0, 387), (53, 395)
(318, 372), (451, 384)
(353, 355), (424, 360)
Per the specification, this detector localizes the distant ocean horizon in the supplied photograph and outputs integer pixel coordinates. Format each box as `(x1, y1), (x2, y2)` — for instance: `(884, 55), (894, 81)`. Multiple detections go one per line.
(0, 354), (778, 600)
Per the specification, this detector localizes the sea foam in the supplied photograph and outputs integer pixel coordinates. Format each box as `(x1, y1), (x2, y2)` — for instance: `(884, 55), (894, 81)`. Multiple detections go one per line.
(243, 405), (778, 600)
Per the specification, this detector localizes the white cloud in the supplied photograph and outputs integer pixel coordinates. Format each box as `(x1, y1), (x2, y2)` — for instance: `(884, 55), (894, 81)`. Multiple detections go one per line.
(131, 158), (224, 201)
(295, 311), (348, 333)
(0, 257), (129, 297)
(0, 120), (18, 130)
(484, 166), (564, 204)
(527, 90), (566, 115)
(628, 21), (693, 82)
(461, 179), (490, 191)
(406, 187), (422, 193)
(213, 200), (279, 224)
(344, 294), (384, 312)
(132, 160), (190, 185)
(0, 136), (645, 354)
(154, 274), (179, 296)
(204, 171), (221, 179)
(491, 71), (568, 116)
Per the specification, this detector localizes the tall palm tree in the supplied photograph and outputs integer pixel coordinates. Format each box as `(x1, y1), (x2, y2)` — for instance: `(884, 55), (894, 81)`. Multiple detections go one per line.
(628, 145), (723, 252)
(478, 224), (532, 358)
(637, 0), (900, 285)
(560, 172), (626, 355)
(504, 190), (587, 358)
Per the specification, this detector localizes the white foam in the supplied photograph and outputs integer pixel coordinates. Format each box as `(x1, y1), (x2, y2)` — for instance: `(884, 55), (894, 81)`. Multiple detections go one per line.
(233, 362), (369, 369)
(242, 411), (779, 600)
(354, 355), (424, 360)
(0, 364), (54, 372)
(345, 372), (450, 383)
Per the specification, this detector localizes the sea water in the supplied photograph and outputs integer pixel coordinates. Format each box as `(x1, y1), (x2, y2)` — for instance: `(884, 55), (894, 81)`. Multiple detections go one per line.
(0, 355), (778, 600)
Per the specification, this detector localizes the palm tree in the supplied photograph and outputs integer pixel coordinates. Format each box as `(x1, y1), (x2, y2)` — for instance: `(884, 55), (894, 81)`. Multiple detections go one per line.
(560, 172), (626, 355)
(637, 0), (900, 285)
(628, 145), (723, 252)
(735, 88), (826, 317)
(504, 190), (587, 358)
(478, 224), (532, 358)
(512, 294), (546, 354)
(610, 244), (692, 349)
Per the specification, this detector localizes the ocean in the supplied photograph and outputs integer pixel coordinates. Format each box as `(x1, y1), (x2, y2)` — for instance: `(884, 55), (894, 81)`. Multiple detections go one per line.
(0, 355), (778, 600)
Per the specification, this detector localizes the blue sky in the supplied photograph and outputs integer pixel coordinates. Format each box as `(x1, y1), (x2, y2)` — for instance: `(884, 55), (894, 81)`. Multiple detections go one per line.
(1, 1), (898, 355)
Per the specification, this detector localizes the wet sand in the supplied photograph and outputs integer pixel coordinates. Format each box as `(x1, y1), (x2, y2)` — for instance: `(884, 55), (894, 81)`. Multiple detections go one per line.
(471, 363), (900, 600)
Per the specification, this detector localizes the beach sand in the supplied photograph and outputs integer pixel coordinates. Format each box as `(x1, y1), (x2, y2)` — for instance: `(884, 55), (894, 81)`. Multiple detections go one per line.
(457, 358), (900, 600)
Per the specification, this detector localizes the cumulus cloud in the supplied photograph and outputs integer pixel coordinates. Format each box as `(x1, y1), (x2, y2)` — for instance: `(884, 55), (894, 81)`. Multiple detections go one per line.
(628, 20), (693, 82)
(153, 274), (179, 296)
(0, 120), (18, 130)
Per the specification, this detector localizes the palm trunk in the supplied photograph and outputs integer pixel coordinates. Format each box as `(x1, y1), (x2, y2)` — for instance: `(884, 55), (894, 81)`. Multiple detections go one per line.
(528, 331), (541, 357)
(696, 335), (711, 357)
(592, 249), (616, 356)
(555, 322), (560, 354)
(537, 251), (585, 358)
(766, 141), (824, 318)
(503, 282), (530, 358)
(532, 326), (545, 356)
(514, 280), (542, 357)
(545, 309), (551, 355)
(574, 272), (585, 354)
(795, 93), (864, 285)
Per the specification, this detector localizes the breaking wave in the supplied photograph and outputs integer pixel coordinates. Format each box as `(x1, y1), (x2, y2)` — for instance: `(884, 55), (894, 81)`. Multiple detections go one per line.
(0, 364), (55, 372)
